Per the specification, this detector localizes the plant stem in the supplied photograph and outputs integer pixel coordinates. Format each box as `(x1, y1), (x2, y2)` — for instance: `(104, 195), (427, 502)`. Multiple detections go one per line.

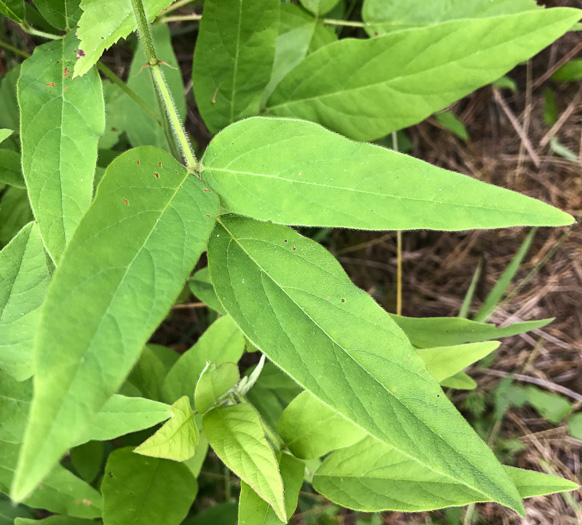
(157, 14), (202, 24)
(160, 0), (195, 17)
(0, 39), (29, 58)
(19, 23), (61, 40)
(129, 0), (198, 170)
(323, 18), (369, 28)
(392, 131), (403, 316)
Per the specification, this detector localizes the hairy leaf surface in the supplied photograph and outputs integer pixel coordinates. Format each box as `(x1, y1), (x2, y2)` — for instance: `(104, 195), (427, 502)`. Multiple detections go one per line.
(193, 0), (279, 133)
(18, 33), (104, 261)
(208, 215), (524, 514)
(267, 9), (581, 140)
(202, 118), (572, 230)
(11, 147), (218, 501)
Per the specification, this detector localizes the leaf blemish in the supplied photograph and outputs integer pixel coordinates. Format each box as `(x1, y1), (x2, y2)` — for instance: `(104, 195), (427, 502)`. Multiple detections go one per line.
(154, 172), (160, 179)
(284, 239), (288, 242)
(203, 189), (211, 192)
(64, 67), (70, 79)
(137, 159), (140, 165)
(123, 198), (129, 206)
(341, 298), (346, 303)
(206, 214), (211, 217)
(76, 49), (85, 59)
(158, 161), (162, 168)
(46, 83), (56, 87)
(292, 246), (296, 251)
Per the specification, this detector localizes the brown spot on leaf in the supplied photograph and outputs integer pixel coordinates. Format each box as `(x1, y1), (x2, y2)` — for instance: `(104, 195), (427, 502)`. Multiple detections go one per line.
(174, 170), (178, 173)
(46, 83), (56, 87)
(341, 298), (346, 303)
(111, 126), (117, 131)
(63, 87), (67, 92)
(158, 161), (162, 168)
(82, 499), (91, 506)
(137, 159), (140, 165)
(203, 189), (211, 192)
(154, 172), (160, 179)
(76, 49), (85, 59)
(123, 198), (129, 206)
(284, 239), (288, 243)
(205, 214), (211, 217)
(64, 67), (70, 79)
(292, 247), (296, 251)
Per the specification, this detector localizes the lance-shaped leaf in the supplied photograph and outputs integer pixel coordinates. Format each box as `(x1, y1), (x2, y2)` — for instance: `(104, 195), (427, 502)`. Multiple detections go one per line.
(34, 0), (82, 30)
(195, 362), (240, 414)
(18, 33), (105, 262)
(389, 315), (552, 348)
(267, 9), (581, 141)
(102, 448), (197, 525)
(162, 315), (245, 404)
(239, 453), (304, 525)
(192, 0), (279, 133)
(362, 0), (540, 37)
(203, 404), (287, 521)
(208, 216), (524, 515)
(202, 118), (572, 230)
(440, 372), (477, 390)
(313, 436), (578, 512)
(135, 396), (199, 461)
(74, 0), (174, 77)
(0, 149), (25, 188)
(11, 147), (219, 501)
(0, 222), (51, 381)
(0, 0), (24, 22)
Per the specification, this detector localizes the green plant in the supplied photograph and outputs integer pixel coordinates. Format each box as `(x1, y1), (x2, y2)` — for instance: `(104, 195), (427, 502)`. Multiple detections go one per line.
(0, 0), (580, 523)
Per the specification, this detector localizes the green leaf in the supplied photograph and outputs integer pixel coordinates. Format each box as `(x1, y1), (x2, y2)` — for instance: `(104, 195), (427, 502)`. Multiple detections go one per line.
(127, 345), (168, 401)
(102, 447), (197, 525)
(203, 404), (286, 521)
(0, 0), (24, 22)
(435, 111), (469, 141)
(0, 187), (34, 246)
(551, 58), (582, 82)
(0, 222), (51, 381)
(192, 0), (279, 133)
(99, 82), (127, 149)
(202, 117), (573, 230)
(0, 149), (25, 188)
(299, 0), (340, 17)
(312, 436), (575, 512)
(0, 370), (31, 444)
(505, 466), (579, 498)
(440, 372), (477, 390)
(278, 392), (366, 460)
(0, 129), (12, 144)
(189, 267), (226, 314)
(125, 24), (186, 152)
(11, 147), (218, 501)
(267, 9), (581, 141)
(362, 0), (540, 36)
(162, 315), (245, 404)
(135, 396), (199, 461)
(15, 517), (96, 525)
(74, 0), (174, 77)
(567, 413), (582, 440)
(239, 453), (304, 525)
(70, 441), (104, 484)
(0, 494), (33, 522)
(416, 342), (500, 382)
(207, 216), (524, 515)
(262, 3), (336, 104)
(524, 386), (572, 424)
(18, 33), (105, 262)
(195, 362), (240, 413)
(389, 315), (552, 348)
(493, 75), (518, 92)
(34, 0), (82, 30)
(183, 502), (238, 525)
(0, 66), (20, 131)
(183, 431), (209, 478)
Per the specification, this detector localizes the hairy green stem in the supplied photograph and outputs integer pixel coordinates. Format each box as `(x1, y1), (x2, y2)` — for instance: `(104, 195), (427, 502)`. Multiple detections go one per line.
(19, 23), (62, 40)
(160, 0), (195, 17)
(323, 18), (369, 28)
(157, 14), (202, 23)
(0, 39), (29, 58)
(129, 0), (198, 170)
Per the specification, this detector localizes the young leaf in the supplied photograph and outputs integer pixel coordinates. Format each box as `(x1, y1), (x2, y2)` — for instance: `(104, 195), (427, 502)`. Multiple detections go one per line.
(125, 23), (186, 152)
(189, 267), (226, 314)
(0, 0), (24, 22)
(183, 431), (209, 479)
(0, 149), (25, 188)
(0, 128), (12, 144)
(435, 111), (469, 141)
(34, 0), (82, 30)
(0, 187), (34, 246)
(11, 147), (218, 501)
(208, 215), (524, 515)
(278, 392), (366, 459)
(440, 372), (477, 390)
(389, 315), (552, 348)
(102, 448), (197, 525)
(162, 315), (245, 404)
(194, 362), (240, 413)
(202, 118), (573, 230)
(312, 436), (576, 512)
(135, 396), (199, 461)
(74, 0), (174, 77)
(416, 341), (500, 382)
(18, 33), (105, 261)
(192, 0), (279, 133)
(551, 58), (582, 82)
(299, 0), (340, 17)
(239, 453), (304, 525)
(203, 404), (287, 521)
(0, 222), (51, 381)
(362, 0), (540, 36)
(262, 3), (336, 103)
(267, 9), (582, 141)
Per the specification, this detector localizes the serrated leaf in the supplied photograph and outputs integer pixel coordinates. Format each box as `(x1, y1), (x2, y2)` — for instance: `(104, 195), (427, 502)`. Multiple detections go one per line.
(189, 267), (226, 314)
(313, 436), (574, 512)
(202, 117), (572, 230)
(278, 392), (366, 460)
(203, 404), (286, 521)
(194, 362), (239, 413)
(0, 222), (51, 381)
(74, 0), (174, 77)
(0, 187), (34, 246)
(162, 315), (245, 404)
(0, 149), (25, 188)
(0, 0), (24, 22)
(416, 342), (500, 382)
(135, 396), (199, 461)
(208, 215), (524, 515)
(362, 0), (540, 36)
(34, 0), (82, 30)
(102, 448), (197, 525)
(125, 24), (185, 152)
(18, 33), (105, 262)
(389, 315), (552, 348)
(192, 0), (279, 133)
(267, 9), (581, 141)
(239, 453), (304, 525)
(11, 147), (218, 501)
(299, 0), (340, 17)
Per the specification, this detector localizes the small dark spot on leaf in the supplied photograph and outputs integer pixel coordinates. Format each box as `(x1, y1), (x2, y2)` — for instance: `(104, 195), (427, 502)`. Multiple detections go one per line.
(76, 49), (85, 59)
(56, 61), (60, 64)
(158, 161), (162, 168)
(174, 170), (178, 173)
(292, 246), (296, 251)
(46, 82), (56, 87)
(64, 67), (70, 79)
(63, 87), (67, 92)
(326, 296), (330, 300)
(374, 31), (379, 36)
(154, 172), (160, 179)
(203, 189), (211, 192)
(111, 126), (117, 131)
(137, 159), (140, 165)
(341, 298), (346, 303)
(205, 214), (211, 217)
(123, 198), (129, 206)
(284, 239), (288, 242)
(437, 394), (440, 397)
